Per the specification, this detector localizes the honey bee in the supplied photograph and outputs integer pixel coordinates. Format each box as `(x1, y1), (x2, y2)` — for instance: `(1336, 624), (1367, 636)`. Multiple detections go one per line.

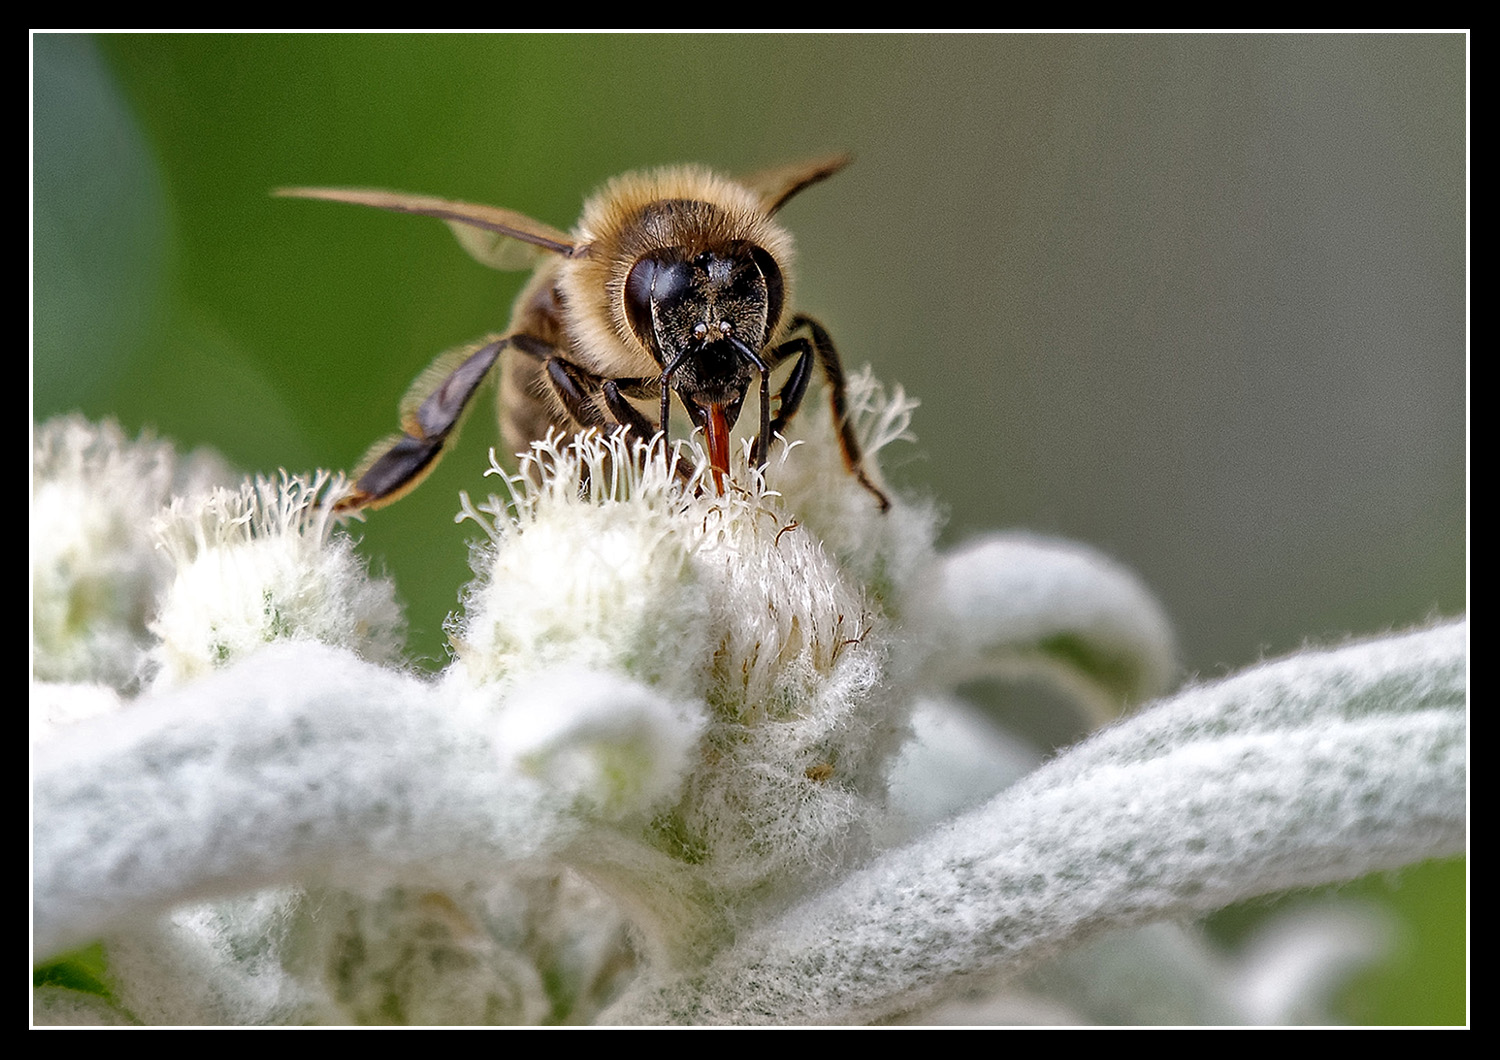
(277, 153), (890, 513)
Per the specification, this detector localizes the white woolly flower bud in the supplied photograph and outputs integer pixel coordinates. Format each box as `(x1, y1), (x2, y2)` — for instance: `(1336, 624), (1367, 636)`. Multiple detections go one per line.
(149, 471), (404, 687)
(32, 415), (227, 690)
(449, 424), (919, 895)
(449, 435), (709, 702)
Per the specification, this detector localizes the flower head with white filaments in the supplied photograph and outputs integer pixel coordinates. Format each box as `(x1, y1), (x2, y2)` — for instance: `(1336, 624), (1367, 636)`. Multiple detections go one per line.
(450, 425), (908, 907)
(149, 469), (404, 688)
(32, 372), (1466, 1026)
(32, 416), (228, 696)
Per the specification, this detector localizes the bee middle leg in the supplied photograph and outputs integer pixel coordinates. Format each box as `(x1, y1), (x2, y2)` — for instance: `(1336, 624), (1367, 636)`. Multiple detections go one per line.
(544, 358), (663, 441)
(543, 358), (693, 485)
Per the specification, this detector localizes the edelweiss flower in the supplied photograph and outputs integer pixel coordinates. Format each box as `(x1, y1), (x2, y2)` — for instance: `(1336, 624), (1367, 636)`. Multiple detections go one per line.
(31, 378), (1466, 1025)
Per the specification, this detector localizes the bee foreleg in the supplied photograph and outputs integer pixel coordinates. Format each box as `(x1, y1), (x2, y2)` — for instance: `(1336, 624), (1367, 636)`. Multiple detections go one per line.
(601, 380), (693, 484)
(729, 338), (773, 476)
(753, 342), (815, 464)
(336, 336), (506, 512)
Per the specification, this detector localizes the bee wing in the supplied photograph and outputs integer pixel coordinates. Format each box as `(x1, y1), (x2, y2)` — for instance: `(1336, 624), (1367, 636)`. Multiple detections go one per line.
(737, 152), (852, 215)
(275, 186), (579, 270)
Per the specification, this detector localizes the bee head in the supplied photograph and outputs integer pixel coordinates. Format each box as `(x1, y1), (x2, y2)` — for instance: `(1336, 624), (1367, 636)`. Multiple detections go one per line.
(625, 242), (785, 360)
(622, 238), (786, 490)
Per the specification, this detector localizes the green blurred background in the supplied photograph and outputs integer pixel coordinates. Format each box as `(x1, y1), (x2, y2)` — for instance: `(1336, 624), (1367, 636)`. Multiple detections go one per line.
(33, 33), (1465, 1023)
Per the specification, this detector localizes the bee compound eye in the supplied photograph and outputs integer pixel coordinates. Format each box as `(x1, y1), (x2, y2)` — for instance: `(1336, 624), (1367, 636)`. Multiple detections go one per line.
(748, 246), (785, 344)
(623, 256), (662, 350)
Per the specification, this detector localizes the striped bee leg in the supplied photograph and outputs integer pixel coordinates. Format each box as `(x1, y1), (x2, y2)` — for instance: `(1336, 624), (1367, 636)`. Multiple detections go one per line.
(335, 336), (507, 512)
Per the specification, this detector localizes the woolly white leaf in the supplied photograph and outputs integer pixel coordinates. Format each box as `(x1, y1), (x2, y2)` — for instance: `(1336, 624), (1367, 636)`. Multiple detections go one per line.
(496, 668), (707, 822)
(33, 642), (580, 959)
(907, 533), (1176, 718)
(604, 619), (1465, 1025)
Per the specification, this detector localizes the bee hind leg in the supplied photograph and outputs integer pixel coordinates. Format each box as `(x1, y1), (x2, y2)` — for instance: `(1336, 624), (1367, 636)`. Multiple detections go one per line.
(335, 336), (506, 512)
